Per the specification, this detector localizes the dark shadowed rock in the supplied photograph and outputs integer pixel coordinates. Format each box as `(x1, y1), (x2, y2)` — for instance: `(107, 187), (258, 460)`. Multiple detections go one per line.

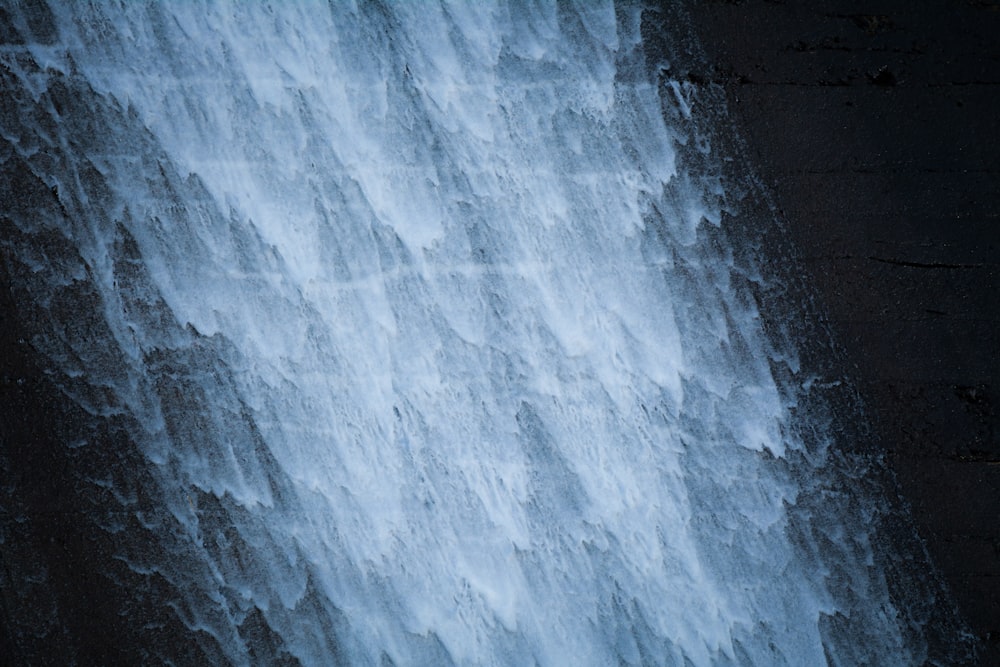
(676, 0), (1000, 659)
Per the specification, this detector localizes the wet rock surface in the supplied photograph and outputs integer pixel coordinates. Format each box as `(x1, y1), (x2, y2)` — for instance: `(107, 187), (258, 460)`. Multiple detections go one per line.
(681, 0), (1000, 658)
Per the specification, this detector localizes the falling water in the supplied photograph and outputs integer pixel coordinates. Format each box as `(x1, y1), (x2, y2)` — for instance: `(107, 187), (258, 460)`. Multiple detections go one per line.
(0, 1), (969, 665)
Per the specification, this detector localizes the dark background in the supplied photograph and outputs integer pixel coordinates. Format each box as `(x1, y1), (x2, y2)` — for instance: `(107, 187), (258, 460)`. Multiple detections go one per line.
(680, 0), (1000, 660)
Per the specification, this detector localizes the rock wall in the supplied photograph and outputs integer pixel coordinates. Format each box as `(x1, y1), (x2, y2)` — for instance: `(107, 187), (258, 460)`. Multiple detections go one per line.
(680, 0), (1000, 658)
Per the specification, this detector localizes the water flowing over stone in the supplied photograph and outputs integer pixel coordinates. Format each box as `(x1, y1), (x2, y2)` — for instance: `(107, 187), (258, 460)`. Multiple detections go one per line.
(0, 1), (969, 664)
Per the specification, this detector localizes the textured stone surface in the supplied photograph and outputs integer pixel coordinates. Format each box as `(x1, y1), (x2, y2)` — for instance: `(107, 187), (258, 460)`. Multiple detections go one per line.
(681, 0), (1000, 657)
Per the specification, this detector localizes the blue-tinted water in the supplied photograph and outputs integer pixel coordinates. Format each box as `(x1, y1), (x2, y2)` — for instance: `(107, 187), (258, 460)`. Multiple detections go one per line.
(0, 2), (960, 664)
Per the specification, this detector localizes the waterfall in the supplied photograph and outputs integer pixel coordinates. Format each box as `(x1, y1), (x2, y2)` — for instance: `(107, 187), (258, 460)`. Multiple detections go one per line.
(0, 1), (965, 664)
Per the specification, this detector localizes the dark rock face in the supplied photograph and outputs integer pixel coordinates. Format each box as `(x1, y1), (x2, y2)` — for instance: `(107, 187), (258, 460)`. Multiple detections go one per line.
(679, 0), (1000, 658)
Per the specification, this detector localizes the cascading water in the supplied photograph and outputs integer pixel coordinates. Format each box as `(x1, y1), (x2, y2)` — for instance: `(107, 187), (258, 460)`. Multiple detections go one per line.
(0, 1), (972, 665)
